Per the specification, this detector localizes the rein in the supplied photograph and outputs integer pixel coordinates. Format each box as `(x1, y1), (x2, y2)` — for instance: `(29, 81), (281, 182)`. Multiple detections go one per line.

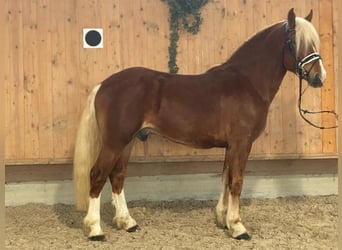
(298, 77), (338, 129)
(285, 22), (338, 129)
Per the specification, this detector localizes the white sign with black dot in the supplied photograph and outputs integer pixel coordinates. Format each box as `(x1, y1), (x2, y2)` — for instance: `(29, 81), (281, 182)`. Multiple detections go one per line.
(83, 28), (103, 48)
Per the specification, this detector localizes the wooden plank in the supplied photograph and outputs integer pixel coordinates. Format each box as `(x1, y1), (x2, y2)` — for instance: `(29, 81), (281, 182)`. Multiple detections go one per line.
(215, 0), (230, 65)
(240, 0), (254, 39)
(136, 0), (147, 67)
(319, 0), (337, 153)
(36, 0), (53, 159)
(98, 0), (121, 75)
(64, 0), (81, 158)
(146, 0), (169, 72)
(5, 0), (25, 161)
(0, 0), (9, 75)
(119, 1), (138, 68)
(225, 0), (244, 54)
(22, 0), (40, 159)
(332, 0), (338, 103)
(5, 150), (337, 166)
(1, 0), (9, 171)
(279, 73), (298, 154)
(306, 0), (323, 155)
(5, 158), (337, 183)
(50, 0), (69, 159)
(90, 0), (110, 78)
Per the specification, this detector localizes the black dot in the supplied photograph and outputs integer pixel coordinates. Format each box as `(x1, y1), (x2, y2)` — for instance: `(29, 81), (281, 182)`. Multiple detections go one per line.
(85, 30), (102, 47)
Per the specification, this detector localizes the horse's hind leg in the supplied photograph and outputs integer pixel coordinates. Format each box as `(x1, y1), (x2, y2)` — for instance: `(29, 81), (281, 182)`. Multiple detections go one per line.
(84, 193), (104, 241)
(109, 140), (139, 232)
(84, 146), (120, 241)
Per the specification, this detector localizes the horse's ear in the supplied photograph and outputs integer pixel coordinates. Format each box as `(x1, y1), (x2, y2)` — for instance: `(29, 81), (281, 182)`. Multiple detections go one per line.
(305, 9), (313, 22)
(287, 8), (296, 29)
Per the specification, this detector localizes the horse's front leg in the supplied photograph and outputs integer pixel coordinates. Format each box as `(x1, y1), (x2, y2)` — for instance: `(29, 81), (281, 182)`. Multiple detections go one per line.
(226, 140), (252, 240)
(111, 190), (139, 232)
(215, 149), (229, 228)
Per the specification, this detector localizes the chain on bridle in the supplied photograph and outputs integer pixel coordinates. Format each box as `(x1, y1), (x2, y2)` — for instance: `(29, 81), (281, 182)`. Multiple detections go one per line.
(285, 22), (338, 129)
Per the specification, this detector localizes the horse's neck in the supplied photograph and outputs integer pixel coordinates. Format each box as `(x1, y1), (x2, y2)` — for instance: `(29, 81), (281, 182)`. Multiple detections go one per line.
(223, 23), (287, 104)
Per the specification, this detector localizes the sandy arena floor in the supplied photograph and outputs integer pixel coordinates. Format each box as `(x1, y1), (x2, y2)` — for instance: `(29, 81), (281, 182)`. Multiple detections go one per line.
(6, 195), (337, 250)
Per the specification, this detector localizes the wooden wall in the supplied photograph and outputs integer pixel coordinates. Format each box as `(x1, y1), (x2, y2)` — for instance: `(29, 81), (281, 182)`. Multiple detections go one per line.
(3, 0), (337, 165)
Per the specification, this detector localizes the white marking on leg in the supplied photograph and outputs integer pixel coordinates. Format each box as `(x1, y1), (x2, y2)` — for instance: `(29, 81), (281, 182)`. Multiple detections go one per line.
(84, 194), (104, 238)
(216, 165), (229, 227)
(216, 192), (227, 227)
(112, 189), (137, 230)
(226, 192), (247, 238)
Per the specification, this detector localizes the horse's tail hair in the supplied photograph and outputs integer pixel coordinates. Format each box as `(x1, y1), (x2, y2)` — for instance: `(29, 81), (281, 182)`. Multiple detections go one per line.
(73, 84), (102, 211)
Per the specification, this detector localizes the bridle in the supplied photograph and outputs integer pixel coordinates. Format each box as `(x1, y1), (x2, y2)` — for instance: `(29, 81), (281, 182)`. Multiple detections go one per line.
(285, 22), (338, 129)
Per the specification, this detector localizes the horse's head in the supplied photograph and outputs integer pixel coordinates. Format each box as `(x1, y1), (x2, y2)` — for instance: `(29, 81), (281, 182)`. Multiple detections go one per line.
(284, 8), (326, 88)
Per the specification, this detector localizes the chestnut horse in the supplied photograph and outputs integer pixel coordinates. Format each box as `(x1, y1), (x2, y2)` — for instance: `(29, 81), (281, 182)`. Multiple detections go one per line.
(74, 8), (326, 241)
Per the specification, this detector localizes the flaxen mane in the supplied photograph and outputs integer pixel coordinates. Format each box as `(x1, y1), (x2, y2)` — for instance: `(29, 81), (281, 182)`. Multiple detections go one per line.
(295, 17), (320, 55)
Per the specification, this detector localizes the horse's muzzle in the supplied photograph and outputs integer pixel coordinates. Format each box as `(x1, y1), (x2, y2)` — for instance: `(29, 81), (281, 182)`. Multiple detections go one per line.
(308, 74), (323, 88)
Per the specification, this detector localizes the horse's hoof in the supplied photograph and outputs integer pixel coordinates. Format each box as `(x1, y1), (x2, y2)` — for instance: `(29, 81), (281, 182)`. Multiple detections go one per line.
(126, 225), (140, 233)
(89, 235), (106, 241)
(234, 232), (251, 241)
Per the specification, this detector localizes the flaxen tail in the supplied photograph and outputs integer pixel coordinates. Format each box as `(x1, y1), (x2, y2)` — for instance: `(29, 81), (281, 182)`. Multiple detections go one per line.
(73, 84), (102, 211)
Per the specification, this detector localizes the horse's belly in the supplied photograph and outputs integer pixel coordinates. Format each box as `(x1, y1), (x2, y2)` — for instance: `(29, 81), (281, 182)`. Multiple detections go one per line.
(138, 123), (227, 148)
